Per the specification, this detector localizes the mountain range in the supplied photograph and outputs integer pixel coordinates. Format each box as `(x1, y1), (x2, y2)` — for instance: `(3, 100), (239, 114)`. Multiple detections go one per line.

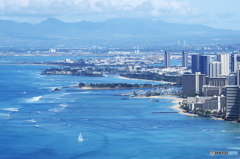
(0, 18), (239, 48)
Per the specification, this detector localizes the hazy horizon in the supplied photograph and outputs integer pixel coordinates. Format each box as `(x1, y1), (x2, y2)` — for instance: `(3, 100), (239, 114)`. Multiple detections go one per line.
(0, 0), (239, 30)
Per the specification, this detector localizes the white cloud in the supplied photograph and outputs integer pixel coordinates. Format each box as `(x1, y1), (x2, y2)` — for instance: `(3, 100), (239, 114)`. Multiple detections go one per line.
(0, 0), (198, 22)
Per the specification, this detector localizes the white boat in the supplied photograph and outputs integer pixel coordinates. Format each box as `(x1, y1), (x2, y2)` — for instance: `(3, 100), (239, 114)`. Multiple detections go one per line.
(78, 133), (84, 142)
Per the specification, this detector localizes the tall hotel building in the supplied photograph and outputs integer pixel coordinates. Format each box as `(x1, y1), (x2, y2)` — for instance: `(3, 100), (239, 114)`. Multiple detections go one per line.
(209, 61), (221, 78)
(231, 54), (238, 73)
(191, 54), (210, 76)
(226, 86), (240, 120)
(182, 51), (188, 67)
(182, 72), (206, 97)
(200, 55), (210, 77)
(164, 51), (171, 68)
(230, 53), (240, 73)
(191, 54), (200, 74)
(237, 69), (240, 85)
(217, 54), (230, 76)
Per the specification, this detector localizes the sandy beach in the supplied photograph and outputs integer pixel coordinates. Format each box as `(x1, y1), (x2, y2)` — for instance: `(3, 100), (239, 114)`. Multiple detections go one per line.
(115, 76), (176, 84)
(132, 95), (198, 117)
(133, 95), (226, 120)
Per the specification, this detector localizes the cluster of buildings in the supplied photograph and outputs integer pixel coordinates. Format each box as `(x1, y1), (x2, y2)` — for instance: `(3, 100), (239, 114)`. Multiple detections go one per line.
(164, 51), (188, 68)
(179, 52), (240, 121)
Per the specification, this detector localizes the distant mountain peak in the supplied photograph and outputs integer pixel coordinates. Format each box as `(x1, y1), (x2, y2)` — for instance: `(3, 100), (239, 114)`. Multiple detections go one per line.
(41, 18), (64, 24)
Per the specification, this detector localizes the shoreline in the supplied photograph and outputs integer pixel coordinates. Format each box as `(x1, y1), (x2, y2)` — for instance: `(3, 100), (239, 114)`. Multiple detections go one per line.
(132, 95), (224, 120)
(60, 86), (154, 90)
(80, 86), (143, 90)
(115, 76), (176, 84)
(133, 95), (198, 117)
(0, 63), (59, 66)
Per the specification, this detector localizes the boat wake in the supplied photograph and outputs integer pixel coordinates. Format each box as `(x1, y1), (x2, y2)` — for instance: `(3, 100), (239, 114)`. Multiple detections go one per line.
(0, 113), (10, 117)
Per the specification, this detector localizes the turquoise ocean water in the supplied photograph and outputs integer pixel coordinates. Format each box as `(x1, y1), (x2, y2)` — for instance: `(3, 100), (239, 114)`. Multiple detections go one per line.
(0, 56), (240, 159)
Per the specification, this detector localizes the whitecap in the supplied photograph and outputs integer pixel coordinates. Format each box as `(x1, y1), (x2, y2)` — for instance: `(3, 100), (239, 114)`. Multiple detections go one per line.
(28, 96), (42, 102)
(3, 108), (18, 112)
(27, 119), (36, 123)
(59, 103), (68, 107)
(81, 92), (91, 94)
(49, 108), (64, 112)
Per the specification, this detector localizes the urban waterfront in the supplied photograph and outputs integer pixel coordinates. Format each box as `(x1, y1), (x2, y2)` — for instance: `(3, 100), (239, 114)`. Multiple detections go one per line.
(0, 56), (240, 158)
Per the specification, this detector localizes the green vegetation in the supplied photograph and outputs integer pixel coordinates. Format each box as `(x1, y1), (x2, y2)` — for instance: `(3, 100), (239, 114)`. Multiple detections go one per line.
(42, 68), (103, 77)
(79, 83), (164, 89)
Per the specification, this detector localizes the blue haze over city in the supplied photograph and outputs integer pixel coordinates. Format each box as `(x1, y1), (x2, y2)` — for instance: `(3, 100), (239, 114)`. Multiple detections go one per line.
(1, 0), (240, 158)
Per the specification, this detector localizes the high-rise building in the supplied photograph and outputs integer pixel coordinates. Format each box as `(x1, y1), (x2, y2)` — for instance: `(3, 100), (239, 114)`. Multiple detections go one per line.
(209, 61), (221, 78)
(191, 54), (210, 76)
(237, 69), (240, 86)
(208, 77), (227, 87)
(182, 51), (188, 67)
(191, 54), (200, 74)
(164, 51), (171, 68)
(227, 73), (237, 85)
(199, 55), (210, 77)
(231, 54), (237, 73)
(231, 54), (240, 73)
(217, 54), (230, 76)
(182, 72), (206, 97)
(225, 86), (240, 120)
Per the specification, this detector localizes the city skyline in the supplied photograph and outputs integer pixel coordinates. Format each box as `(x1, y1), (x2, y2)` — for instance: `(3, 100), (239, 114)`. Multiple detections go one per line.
(0, 0), (239, 30)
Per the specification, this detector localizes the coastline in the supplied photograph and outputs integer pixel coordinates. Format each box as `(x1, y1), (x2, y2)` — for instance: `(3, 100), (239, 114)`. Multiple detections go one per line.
(133, 95), (225, 120)
(0, 63), (59, 66)
(80, 86), (155, 90)
(80, 86), (140, 90)
(132, 95), (198, 117)
(115, 76), (176, 84)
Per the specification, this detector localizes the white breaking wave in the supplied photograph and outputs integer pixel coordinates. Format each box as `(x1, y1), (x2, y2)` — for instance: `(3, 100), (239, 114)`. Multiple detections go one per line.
(28, 96), (42, 102)
(27, 119), (36, 123)
(3, 108), (18, 112)
(81, 92), (91, 94)
(49, 108), (64, 112)
(49, 103), (67, 112)
(59, 103), (68, 107)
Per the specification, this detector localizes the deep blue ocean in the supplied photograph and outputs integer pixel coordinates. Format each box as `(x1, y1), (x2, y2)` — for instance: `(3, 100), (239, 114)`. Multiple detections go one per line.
(0, 56), (240, 159)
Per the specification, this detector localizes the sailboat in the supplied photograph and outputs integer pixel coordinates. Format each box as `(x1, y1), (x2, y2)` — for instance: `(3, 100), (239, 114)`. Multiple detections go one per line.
(78, 133), (84, 142)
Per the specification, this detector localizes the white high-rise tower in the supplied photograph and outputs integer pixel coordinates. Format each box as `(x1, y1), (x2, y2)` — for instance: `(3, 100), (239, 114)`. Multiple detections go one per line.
(217, 54), (230, 76)
(209, 61), (221, 78)
(164, 51), (171, 68)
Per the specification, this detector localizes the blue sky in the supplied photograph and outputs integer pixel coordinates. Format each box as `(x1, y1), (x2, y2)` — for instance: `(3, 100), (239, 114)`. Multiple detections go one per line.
(0, 0), (239, 30)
